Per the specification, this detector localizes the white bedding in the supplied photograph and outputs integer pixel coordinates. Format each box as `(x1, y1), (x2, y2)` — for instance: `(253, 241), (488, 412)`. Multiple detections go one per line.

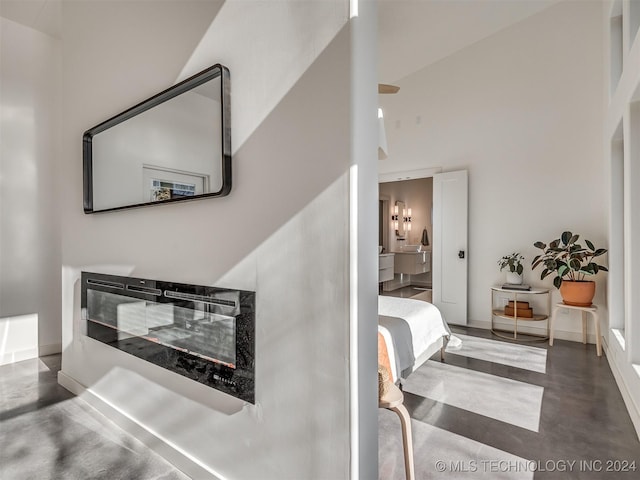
(378, 295), (451, 380)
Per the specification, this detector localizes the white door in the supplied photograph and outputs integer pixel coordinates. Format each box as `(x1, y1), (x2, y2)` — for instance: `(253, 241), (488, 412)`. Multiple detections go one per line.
(433, 170), (468, 325)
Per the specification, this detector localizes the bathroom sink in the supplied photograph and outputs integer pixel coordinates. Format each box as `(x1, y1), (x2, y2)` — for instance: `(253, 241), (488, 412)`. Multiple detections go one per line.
(400, 245), (422, 252)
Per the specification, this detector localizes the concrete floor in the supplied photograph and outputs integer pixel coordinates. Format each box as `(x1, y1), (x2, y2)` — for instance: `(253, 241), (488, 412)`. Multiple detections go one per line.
(2, 326), (638, 479)
(381, 285), (432, 302)
(0, 355), (188, 480)
(380, 326), (640, 479)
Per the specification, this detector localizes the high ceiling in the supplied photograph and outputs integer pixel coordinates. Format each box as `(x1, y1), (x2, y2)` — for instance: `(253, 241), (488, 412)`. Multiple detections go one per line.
(2, 0), (559, 83)
(0, 0), (61, 37)
(378, 0), (561, 84)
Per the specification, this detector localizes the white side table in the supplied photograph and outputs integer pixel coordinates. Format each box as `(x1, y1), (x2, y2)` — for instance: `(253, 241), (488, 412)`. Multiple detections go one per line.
(550, 303), (601, 356)
(490, 287), (550, 342)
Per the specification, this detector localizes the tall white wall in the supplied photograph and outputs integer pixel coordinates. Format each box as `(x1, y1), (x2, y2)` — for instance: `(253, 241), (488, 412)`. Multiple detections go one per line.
(58, 1), (376, 479)
(603, 0), (640, 439)
(380, 1), (606, 340)
(0, 17), (61, 363)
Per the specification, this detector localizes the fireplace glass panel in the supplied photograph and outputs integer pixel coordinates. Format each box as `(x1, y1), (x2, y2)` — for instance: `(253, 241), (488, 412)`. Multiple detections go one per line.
(81, 272), (255, 403)
(86, 290), (236, 367)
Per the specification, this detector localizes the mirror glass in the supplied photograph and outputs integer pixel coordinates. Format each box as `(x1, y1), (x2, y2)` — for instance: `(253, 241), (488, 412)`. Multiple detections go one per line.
(396, 200), (406, 238)
(83, 64), (230, 213)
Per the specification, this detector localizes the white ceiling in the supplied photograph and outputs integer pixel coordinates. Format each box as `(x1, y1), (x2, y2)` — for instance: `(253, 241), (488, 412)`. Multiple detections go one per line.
(378, 0), (561, 84)
(1, 0), (560, 84)
(0, 0), (61, 37)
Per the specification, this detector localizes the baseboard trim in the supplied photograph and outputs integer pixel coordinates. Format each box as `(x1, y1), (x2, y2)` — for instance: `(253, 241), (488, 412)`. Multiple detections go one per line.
(468, 320), (599, 344)
(602, 338), (640, 441)
(0, 347), (38, 366)
(57, 371), (223, 480)
(39, 343), (62, 356)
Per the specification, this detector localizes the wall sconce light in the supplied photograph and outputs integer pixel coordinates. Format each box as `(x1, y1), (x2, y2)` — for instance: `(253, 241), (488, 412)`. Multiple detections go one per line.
(404, 207), (412, 232)
(393, 202), (411, 237)
(391, 204), (399, 232)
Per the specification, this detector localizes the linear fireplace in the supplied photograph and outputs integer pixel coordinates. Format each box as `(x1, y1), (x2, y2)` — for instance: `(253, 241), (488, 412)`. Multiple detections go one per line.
(81, 272), (255, 403)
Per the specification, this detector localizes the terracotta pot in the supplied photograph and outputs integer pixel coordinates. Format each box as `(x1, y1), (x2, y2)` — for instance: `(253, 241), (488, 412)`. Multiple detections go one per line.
(559, 280), (596, 307)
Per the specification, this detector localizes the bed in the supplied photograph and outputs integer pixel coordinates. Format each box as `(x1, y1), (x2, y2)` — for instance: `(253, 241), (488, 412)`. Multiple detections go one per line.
(378, 295), (451, 382)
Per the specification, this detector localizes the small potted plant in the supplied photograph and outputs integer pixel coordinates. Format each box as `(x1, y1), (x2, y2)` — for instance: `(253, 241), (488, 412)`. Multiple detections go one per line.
(498, 252), (525, 285)
(532, 231), (607, 306)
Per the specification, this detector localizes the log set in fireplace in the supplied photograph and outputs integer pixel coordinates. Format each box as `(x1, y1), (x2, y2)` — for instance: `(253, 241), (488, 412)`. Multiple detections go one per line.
(81, 272), (255, 403)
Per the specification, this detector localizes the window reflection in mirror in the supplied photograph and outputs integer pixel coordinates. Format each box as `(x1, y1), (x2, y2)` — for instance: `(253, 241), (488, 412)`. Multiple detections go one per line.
(83, 64), (230, 213)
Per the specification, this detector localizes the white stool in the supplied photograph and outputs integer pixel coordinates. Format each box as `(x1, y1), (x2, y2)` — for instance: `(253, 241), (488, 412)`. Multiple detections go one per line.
(550, 303), (601, 356)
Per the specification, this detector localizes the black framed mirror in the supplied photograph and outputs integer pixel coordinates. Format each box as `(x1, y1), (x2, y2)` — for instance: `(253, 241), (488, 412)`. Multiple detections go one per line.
(83, 64), (231, 213)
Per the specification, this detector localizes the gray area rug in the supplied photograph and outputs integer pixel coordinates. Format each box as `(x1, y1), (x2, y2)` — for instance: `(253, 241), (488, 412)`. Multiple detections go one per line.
(379, 408), (533, 480)
(403, 360), (543, 432)
(446, 333), (547, 373)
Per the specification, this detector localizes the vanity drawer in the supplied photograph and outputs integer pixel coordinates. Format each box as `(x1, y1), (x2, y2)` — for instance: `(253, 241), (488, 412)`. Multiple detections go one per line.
(379, 267), (394, 283)
(379, 254), (395, 283)
(395, 251), (431, 275)
(379, 254), (394, 269)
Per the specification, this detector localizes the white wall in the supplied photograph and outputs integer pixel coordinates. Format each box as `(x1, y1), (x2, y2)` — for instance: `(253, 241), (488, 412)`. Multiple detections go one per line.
(380, 0), (606, 340)
(59, 1), (377, 479)
(0, 16), (61, 362)
(603, 0), (640, 439)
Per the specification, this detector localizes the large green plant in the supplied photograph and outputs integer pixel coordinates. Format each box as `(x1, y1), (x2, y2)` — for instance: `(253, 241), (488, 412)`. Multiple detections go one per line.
(532, 231), (608, 289)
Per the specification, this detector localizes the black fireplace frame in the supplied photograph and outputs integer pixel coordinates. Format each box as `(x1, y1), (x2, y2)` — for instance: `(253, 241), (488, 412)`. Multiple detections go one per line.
(81, 272), (255, 403)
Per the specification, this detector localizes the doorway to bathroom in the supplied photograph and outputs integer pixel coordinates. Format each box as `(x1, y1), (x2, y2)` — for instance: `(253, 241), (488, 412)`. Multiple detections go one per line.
(379, 176), (433, 295)
(378, 169), (468, 325)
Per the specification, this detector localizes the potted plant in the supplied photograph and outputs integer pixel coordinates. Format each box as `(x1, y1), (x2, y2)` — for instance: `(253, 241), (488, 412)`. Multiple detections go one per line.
(532, 231), (607, 306)
(498, 252), (525, 285)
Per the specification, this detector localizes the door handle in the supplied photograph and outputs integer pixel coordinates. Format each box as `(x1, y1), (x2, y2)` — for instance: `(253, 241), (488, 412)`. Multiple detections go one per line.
(458, 250), (465, 259)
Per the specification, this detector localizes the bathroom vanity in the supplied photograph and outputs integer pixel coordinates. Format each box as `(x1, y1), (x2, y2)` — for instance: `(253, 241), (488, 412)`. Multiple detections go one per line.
(379, 253), (395, 283)
(394, 250), (431, 275)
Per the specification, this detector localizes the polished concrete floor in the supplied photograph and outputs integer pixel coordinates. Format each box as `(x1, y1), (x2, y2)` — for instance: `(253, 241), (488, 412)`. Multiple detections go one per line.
(0, 355), (188, 480)
(2, 329), (638, 480)
(380, 326), (640, 479)
(381, 285), (432, 303)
